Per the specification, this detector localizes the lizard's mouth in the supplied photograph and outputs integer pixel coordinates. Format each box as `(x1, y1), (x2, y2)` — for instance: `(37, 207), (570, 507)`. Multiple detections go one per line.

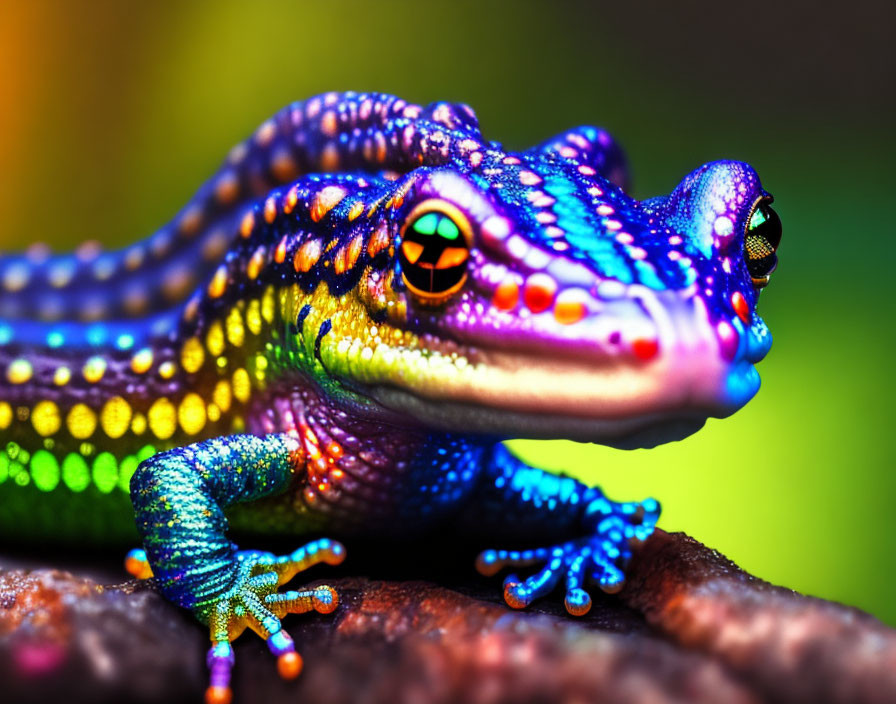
(360, 294), (768, 449)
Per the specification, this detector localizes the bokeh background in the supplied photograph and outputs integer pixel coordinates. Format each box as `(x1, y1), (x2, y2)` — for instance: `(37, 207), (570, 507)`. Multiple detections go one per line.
(1, 0), (893, 622)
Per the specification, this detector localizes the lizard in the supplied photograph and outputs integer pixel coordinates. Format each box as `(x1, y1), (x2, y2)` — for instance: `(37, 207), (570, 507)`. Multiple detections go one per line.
(0, 91), (782, 703)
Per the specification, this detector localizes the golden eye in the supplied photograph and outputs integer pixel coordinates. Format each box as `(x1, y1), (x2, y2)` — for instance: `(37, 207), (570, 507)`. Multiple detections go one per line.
(399, 200), (472, 303)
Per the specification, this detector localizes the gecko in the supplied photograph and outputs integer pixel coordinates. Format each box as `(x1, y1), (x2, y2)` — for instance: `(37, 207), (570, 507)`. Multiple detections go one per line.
(0, 92), (781, 703)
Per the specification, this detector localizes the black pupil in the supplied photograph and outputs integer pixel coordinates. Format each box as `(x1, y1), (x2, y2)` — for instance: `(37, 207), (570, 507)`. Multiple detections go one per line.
(744, 200), (782, 278)
(400, 212), (469, 295)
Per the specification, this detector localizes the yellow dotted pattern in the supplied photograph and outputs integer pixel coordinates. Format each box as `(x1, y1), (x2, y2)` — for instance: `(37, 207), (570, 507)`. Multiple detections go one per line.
(148, 398), (177, 440)
(178, 393), (206, 435)
(31, 400), (61, 437)
(100, 396), (132, 439)
(180, 337), (205, 374)
(232, 368), (251, 403)
(67, 404), (97, 439)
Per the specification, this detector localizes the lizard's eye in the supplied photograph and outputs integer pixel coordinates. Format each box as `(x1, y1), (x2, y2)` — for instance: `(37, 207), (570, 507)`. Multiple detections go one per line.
(399, 200), (472, 303)
(744, 196), (782, 288)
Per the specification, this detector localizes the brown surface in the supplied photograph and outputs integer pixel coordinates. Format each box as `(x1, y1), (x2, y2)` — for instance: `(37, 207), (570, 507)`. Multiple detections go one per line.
(1, 530), (894, 704)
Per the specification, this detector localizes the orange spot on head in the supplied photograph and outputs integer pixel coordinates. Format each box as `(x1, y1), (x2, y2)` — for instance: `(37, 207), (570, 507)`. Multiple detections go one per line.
(492, 278), (520, 311)
(523, 273), (557, 313)
(731, 291), (750, 323)
(632, 338), (659, 361)
(554, 289), (587, 325)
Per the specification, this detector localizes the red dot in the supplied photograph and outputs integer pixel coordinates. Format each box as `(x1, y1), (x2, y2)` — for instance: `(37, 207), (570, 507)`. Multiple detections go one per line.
(632, 338), (659, 361)
(731, 291), (750, 323)
(523, 274), (557, 313)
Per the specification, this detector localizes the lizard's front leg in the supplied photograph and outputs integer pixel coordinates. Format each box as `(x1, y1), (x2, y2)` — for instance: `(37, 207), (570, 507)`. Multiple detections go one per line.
(129, 433), (344, 704)
(464, 444), (659, 616)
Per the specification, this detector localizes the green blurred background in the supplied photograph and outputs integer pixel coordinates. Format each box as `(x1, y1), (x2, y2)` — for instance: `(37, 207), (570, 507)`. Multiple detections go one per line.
(1, 1), (893, 622)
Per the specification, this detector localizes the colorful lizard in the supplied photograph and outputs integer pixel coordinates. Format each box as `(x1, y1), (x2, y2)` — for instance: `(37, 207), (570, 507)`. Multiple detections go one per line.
(0, 92), (781, 703)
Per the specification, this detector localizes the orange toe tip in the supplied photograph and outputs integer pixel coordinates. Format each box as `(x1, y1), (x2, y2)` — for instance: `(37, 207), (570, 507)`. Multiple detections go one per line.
(277, 651), (303, 680)
(124, 556), (153, 580)
(474, 556), (501, 577)
(502, 583), (528, 610)
(564, 601), (592, 617)
(205, 685), (232, 704)
(313, 586), (339, 614)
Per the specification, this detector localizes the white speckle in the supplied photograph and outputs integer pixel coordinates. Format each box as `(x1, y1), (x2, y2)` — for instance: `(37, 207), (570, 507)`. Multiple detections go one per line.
(714, 216), (733, 237)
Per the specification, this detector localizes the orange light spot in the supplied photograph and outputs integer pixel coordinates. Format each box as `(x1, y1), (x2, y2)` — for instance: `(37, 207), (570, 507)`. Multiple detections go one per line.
(321, 110), (338, 136)
(554, 289), (587, 325)
(326, 442), (344, 458)
(215, 172), (238, 204)
(401, 241), (424, 265)
(264, 196), (277, 223)
(277, 652), (303, 680)
(523, 273), (557, 313)
(632, 338), (659, 361)
(284, 186), (299, 214)
(247, 248), (266, 280)
(208, 265), (228, 298)
(347, 201), (365, 221)
(240, 211), (255, 238)
(271, 148), (298, 181)
(294, 240), (322, 273)
(731, 291), (751, 323)
(320, 143), (340, 172)
(367, 223), (390, 258)
(205, 685), (232, 704)
(345, 235), (363, 271)
(274, 237), (288, 264)
(179, 206), (202, 236)
(311, 186), (347, 222)
(492, 278), (520, 311)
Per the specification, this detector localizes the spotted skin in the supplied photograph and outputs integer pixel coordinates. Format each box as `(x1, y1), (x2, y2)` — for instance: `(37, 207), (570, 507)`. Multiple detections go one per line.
(0, 91), (780, 700)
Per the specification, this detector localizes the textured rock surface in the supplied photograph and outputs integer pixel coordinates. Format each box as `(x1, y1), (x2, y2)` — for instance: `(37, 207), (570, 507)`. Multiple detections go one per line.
(2, 530), (894, 704)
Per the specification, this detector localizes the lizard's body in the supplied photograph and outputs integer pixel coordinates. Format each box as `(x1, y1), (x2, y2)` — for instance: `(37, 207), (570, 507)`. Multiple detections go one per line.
(0, 92), (781, 702)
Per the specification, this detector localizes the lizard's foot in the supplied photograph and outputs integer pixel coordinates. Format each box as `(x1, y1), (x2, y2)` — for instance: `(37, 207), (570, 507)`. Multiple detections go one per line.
(475, 496), (659, 616)
(193, 538), (344, 704)
(124, 548), (154, 580)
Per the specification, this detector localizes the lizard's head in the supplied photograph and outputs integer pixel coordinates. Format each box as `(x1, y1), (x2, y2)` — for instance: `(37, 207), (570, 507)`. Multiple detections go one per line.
(303, 129), (781, 448)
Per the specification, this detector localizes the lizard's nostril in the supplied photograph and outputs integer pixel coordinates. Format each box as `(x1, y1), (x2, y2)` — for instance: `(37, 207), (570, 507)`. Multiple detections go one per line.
(744, 197), (782, 289)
